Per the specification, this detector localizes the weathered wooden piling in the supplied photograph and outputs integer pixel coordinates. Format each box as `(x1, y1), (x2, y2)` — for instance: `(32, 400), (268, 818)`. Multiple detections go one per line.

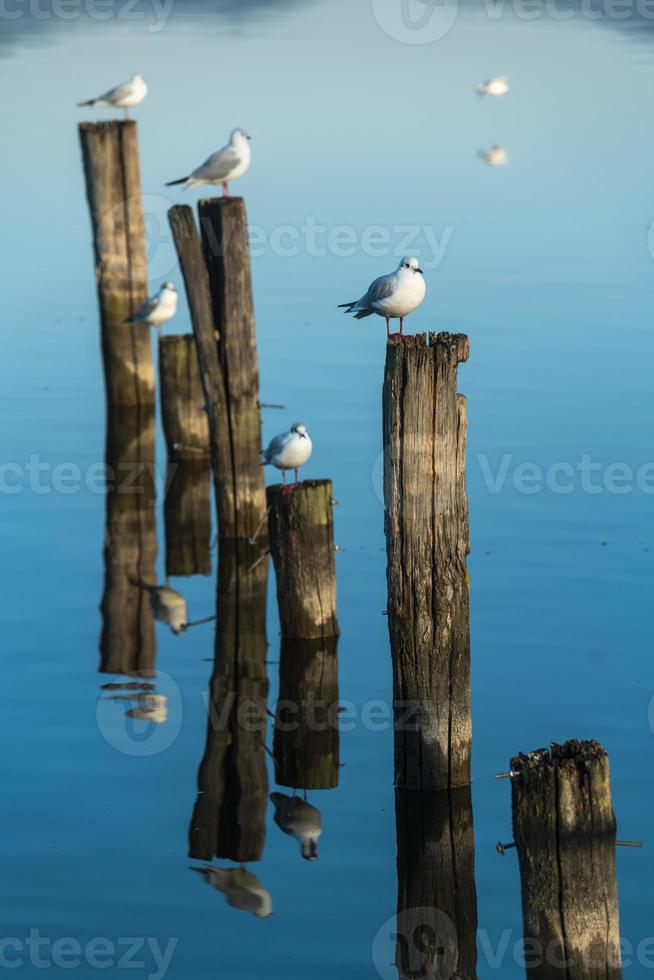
(100, 407), (157, 677)
(510, 740), (622, 980)
(189, 539), (269, 863)
(273, 637), (340, 790)
(158, 334), (210, 460)
(395, 787), (478, 980)
(78, 120), (153, 408)
(267, 480), (339, 640)
(383, 332), (470, 792)
(168, 203), (266, 540)
(163, 460), (212, 577)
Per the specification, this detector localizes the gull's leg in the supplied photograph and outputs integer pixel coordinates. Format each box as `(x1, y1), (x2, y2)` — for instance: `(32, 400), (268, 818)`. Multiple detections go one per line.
(294, 467), (299, 486)
(282, 469), (286, 486)
(399, 316), (404, 335)
(124, 107), (130, 121)
(222, 181), (230, 197)
(386, 317), (391, 340)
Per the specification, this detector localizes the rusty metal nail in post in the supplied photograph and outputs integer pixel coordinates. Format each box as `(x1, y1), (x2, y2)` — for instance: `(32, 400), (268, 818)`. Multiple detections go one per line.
(496, 842), (516, 856)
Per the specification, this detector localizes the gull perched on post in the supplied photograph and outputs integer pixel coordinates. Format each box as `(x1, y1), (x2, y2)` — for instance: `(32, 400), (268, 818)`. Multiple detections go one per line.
(77, 73), (148, 119)
(165, 129), (251, 196)
(271, 793), (322, 862)
(476, 76), (510, 97)
(338, 256), (425, 338)
(261, 423), (312, 487)
(125, 283), (177, 333)
(190, 866), (272, 918)
(479, 144), (509, 167)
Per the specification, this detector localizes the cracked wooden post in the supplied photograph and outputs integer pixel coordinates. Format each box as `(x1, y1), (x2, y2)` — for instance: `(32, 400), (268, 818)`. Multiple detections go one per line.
(266, 480), (339, 640)
(273, 637), (340, 790)
(159, 334), (210, 460)
(78, 120), (153, 408)
(383, 332), (470, 792)
(510, 740), (622, 980)
(395, 787), (478, 980)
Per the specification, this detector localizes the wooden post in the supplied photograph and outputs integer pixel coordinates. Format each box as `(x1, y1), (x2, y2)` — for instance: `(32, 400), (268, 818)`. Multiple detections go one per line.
(78, 121), (153, 408)
(266, 480), (339, 640)
(383, 332), (470, 792)
(159, 335), (210, 460)
(273, 637), (340, 790)
(100, 407), (157, 677)
(189, 539), (269, 863)
(395, 787), (478, 980)
(510, 740), (622, 980)
(164, 460), (211, 578)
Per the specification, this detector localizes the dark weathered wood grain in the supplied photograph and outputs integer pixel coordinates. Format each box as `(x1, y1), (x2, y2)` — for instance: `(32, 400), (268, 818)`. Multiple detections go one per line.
(163, 459), (211, 578)
(511, 740), (622, 980)
(78, 120), (153, 408)
(383, 332), (470, 791)
(267, 480), (339, 639)
(159, 334), (210, 460)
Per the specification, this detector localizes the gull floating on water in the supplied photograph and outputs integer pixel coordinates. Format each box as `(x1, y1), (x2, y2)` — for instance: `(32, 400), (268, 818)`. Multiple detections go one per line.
(190, 866), (272, 918)
(77, 73), (148, 119)
(339, 256), (425, 338)
(271, 793), (322, 862)
(261, 423), (312, 486)
(476, 76), (510, 97)
(479, 144), (509, 167)
(126, 283), (177, 332)
(165, 129), (251, 196)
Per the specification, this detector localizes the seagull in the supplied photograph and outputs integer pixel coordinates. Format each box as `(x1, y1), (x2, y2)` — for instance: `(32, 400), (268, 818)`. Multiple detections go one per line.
(142, 584), (188, 635)
(261, 423), (312, 486)
(165, 129), (251, 196)
(125, 283), (177, 332)
(190, 866), (272, 918)
(479, 144), (509, 167)
(271, 793), (322, 862)
(476, 76), (510, 97)
(125, 694), (168, 725)
(338, 256), (425, 338)
(77, 73), (148, 119)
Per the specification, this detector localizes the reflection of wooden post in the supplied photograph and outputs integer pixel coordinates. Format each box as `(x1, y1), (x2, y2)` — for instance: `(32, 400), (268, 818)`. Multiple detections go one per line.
(78, 121), (153, 408)
(273, 637), (339, 790)
(164, 460), (211, 577)
(159, 335), (210, 459)
(189, 539), (269, 863)
(267, 480), (339, 639)
(511, 740), (622, 980)
(395, 787), (478, 980)
(100, 407), (157, 677)
(383, 333), (470, 792)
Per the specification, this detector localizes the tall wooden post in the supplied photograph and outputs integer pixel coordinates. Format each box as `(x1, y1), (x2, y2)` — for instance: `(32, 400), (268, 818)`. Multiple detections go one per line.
(383, 332), (470, 792)
(267, 480), (339, 640)
(395, 787), (478, 980)
(163, 460), (212, 578)
(159, 335), (210, 459)
(78, 121), (153, 408)
(510, 740), (622, 980)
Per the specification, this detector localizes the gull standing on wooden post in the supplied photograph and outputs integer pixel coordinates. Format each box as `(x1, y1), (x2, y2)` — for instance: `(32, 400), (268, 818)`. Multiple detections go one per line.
(77, 73), (148, 119)
(125, 283), (178, 333)
(165, 129), (251, 196)
(261, 423), (312, 487)
(338, 257), (425, 339)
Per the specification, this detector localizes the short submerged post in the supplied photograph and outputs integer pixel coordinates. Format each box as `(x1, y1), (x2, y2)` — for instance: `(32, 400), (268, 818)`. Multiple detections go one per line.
(159, 334), (210, 460)
(266, 480), (339, 640)
(383, 332), (470, 792)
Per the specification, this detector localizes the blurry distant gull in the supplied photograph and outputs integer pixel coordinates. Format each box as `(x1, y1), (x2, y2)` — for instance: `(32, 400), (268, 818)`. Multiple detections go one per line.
(271, 793), (322, 862)
(476, 76), (510, 97)
(78, 73), (147, 119)
(126, 283), (177, 332)
(165, 129), (251, 196)
(190, 866), (272, 918)
(338, 256), (425, 338)
(479, 144), (509, 167)
(261, 423), (312, 486)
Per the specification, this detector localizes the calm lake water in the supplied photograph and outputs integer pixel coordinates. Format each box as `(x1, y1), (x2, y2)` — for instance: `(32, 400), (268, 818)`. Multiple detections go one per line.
(1, 0), (653, 977)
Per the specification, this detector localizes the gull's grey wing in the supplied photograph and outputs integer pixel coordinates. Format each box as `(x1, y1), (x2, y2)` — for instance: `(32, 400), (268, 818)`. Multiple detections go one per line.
(100, 79), (133, 103)
(192, 146), (241, 181)
(262, 431), (288, 463)
(134, 295), (158, 319)
(364, 272), (396, 308)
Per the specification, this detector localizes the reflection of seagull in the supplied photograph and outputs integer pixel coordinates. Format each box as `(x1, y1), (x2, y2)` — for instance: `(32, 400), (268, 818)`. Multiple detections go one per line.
(126, 694), (168, 724)
(165, 129), (251, 196)
(126, 283), (177, 332)
(77, 73), (148, 119)
(138, 584), (188, 635)
(476, 76), (510, 97)
(480, 144), (509, 167)
(271, 793), (322, 862)
(190, 866), (272, 918)
(261, 423), (312, 486)
(338, 256), (425, 339)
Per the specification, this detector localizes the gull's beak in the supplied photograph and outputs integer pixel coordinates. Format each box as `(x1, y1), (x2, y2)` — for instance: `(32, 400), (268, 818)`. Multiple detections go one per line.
(417, 267), (424, 275)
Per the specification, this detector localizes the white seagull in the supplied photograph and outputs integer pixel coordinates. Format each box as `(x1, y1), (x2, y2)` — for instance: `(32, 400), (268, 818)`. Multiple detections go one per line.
(271, 793), (322, 862)
(476, 76), (510, 97)
(144, 585), (188, 635)
(126, 283), (177, 332)
(261, 423), (312, 486)
(78, 73), (148, 119)
(190, 866), (272, 918)
(339, 256), (425, 338)
(165, 129), (251, 196)
(479, 144), (509, 167)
